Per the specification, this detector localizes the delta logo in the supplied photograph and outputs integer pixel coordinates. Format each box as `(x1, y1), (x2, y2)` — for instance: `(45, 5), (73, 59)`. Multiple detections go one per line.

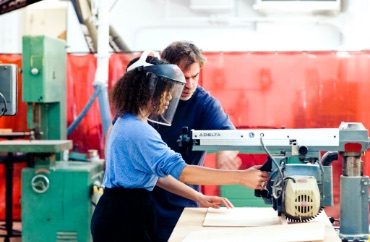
(198, 133), (221, 137)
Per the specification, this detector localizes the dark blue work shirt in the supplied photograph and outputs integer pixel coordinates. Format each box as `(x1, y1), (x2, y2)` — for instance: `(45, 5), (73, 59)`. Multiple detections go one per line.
(151, 86), (235, 241)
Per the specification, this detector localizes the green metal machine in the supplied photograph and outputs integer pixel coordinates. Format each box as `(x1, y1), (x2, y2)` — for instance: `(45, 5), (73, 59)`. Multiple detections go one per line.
(13, 36), (105, 242)
(22, 35), (67, 141)
(22, 161), (103, 242)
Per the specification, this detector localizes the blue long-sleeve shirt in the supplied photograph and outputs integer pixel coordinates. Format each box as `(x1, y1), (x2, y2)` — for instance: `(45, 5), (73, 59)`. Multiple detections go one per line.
(103, 113), (187, 191)
(151, 86), (235, 241)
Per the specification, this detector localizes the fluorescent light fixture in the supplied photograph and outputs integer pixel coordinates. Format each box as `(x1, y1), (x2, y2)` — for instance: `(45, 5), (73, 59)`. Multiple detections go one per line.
(253, 0), (341, 13)
(190, 0), (234, 11)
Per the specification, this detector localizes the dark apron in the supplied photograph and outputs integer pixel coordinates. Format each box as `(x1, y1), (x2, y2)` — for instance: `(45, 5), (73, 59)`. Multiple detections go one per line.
(91, 187), (157, 242)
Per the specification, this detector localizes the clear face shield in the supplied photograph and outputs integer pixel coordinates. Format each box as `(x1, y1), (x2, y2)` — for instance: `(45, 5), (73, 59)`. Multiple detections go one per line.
(146, 73), (184, 126)
(127, 51), (186, 126)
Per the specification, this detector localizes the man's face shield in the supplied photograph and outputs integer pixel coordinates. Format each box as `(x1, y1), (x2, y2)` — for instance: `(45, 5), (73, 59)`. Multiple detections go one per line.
(127, 51), (186, 126)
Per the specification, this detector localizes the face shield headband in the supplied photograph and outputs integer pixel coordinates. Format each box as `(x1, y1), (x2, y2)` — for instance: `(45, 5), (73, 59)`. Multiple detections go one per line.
(127, 51), (186, 126)
(126, 50), (160, 72)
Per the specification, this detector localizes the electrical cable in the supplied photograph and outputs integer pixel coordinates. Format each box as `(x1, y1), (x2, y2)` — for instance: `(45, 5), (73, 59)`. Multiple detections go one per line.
(260, 133), (285, 199)
(0, 92), (7, 117)
(317, 160), (325, 200)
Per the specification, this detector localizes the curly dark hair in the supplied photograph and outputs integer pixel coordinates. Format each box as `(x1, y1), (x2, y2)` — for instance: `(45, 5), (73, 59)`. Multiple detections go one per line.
(111, 56), (173, 117)
(161, 41), (206, 70)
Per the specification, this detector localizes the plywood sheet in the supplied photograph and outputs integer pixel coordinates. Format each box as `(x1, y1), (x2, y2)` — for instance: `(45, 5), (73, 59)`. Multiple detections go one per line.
(184, 221), (325, 242)
(203, 207), (281, 227)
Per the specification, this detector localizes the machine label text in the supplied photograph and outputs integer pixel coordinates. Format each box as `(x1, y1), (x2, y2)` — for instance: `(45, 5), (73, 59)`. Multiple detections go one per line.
(199, 133), (221, 137)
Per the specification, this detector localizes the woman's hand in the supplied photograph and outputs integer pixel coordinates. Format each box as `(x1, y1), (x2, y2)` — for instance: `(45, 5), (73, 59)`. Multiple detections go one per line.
(195, 193), (234, 209)
(238, 165), (269, 190)
(157, 176), (234, 209)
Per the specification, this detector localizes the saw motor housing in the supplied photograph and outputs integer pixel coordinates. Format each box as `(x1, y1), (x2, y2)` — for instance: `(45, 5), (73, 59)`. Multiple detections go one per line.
(257, 156), (333, 222)
(284, 176), (321, 222)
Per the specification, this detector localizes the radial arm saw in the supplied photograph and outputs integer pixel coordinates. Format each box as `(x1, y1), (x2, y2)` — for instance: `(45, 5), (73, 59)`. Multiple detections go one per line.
(179, 122), (370, 241)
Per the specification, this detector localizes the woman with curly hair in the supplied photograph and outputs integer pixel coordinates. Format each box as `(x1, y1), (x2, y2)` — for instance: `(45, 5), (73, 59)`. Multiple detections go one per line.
(90, 52), (269, 242)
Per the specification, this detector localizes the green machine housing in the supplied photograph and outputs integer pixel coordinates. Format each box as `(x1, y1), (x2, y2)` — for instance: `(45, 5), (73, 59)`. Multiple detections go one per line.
(19, 36), (105, 242)
(22, 35), (67, 140)
(22, 159), (104, 242)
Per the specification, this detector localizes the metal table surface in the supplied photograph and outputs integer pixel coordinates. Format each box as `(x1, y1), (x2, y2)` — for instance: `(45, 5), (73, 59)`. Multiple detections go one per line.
(0, 140), (72, 153)
(0, 139), (72, 242)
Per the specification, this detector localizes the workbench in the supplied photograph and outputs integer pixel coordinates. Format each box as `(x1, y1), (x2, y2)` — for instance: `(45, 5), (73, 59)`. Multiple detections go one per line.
(0, 139), (73, 242)
(169, 208), (341, 242)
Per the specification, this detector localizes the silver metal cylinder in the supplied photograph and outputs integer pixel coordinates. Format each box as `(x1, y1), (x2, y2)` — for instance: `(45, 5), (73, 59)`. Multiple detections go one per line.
(342, 152), (362, 176)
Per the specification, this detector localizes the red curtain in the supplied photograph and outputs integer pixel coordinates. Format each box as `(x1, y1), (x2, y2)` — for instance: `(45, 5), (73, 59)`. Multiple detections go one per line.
(200, 51), (370, 220)
(66, 53), (137, 155)
(0, 54), (26, 220)
(1, 51), (370, 220)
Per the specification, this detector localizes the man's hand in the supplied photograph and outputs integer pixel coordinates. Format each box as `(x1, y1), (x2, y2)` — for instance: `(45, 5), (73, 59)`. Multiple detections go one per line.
(216, 151), (241, 170)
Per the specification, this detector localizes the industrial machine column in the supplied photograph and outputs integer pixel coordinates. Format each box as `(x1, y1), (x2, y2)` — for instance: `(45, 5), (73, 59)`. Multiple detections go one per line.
(339, 149), (369, 241)
(19, 36), (104, 242)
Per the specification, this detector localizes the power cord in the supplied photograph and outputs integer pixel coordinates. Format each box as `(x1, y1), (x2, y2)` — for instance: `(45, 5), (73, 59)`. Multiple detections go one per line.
(260, 133), (285, 199)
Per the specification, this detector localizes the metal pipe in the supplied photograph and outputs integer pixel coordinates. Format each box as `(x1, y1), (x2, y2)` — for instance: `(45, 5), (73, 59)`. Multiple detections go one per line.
(67, 85), (101, 136)
(94, 0), (111, 137)
(321, 151), (338, 166)
(109, 25), (130, 52)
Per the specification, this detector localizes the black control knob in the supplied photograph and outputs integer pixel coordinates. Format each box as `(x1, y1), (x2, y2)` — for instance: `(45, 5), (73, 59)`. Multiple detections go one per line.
(298, 146), (308, 155)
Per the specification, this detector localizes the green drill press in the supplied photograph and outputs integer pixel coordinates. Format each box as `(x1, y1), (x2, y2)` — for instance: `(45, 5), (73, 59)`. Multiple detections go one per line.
(17, 35), (103, 242)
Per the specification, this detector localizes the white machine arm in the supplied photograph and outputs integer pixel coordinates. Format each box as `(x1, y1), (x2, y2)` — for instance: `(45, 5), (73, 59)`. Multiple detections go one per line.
(190, 122), (370, 155)
(180, 122), (370, 240)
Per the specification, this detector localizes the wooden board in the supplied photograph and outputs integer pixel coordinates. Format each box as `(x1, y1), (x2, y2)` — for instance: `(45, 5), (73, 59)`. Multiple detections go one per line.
(203, 207), (281, 227)
(0, 129), (12, 134)
(184, 221), (325, 242)
(168, 208), (341, 242)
